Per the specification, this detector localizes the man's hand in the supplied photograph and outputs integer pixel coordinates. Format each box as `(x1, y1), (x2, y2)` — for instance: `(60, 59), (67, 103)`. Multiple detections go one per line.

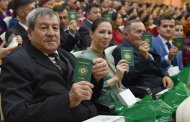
(15, 35), (23, 46)
(69, 20), (78, 34)
(162, 76), (174, 88)
(115, 60), (129, 81)
(69, 81), (94, 108)
(92, 58), (109, 82)
(168, 47), (178, 60)
(139, 41), (150, 59)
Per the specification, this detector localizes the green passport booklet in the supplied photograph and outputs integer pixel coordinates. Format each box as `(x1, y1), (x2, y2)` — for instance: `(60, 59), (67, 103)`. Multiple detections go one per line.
(121, 47), (134, 66)
(68, 10), (78, 21)
(142, 32), (152, 48)
(73, 58), (93, 82)
(173, 37), (184, 50)
(103, 14), (112, 21)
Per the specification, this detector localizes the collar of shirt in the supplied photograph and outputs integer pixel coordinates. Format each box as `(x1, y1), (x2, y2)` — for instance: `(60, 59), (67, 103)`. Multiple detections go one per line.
(159, 35), (172, 52)
(87, 19), (93, 24)
(44, 50), (59, 56)
(45, 50), (59, 64)
(19, 22), (28, 31)
(159, 35), (172, 63)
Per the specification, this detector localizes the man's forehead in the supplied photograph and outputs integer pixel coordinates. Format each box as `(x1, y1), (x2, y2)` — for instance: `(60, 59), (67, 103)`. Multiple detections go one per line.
(35, 15), (59, 23)
(131, 22), (144, 29)
(160, 19), (175, 25)
(90, 7), (101, 12)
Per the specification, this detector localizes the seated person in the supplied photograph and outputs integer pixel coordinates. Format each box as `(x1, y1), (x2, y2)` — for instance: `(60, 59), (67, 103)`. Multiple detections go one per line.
(152, 14), (183, 71)
(111, 12), (124, 45)
(0, 8), (109, 122)
(182, 17), (190, 66)
(79, 18), (129, 104)
(174, 22), (184, 38)
(52, 2), (82, 52)
(0, 34), (22, 59)
(112, 20), (174, 98)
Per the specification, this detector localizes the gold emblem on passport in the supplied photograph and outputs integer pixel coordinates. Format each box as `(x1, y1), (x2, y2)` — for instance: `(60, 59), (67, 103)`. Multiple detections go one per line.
(124, 52), (131, 61)
(78, 66), (88, 76)
(73, 58), (92, 82)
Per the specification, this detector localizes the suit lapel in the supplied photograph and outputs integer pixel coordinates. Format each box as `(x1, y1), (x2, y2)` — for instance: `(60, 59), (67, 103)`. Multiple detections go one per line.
(157, 36), (168, 54)
(58, 50), (74, 86)
(27, 43), (63, 75)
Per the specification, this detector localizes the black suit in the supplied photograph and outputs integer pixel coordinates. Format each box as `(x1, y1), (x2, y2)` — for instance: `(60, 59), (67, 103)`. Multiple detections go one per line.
(60, 29), (82, 52)
(112, 40), (168, 96)
(7, 23), (29, 46)
(78, 19), (92, 50)
(0, 42), (102, 122)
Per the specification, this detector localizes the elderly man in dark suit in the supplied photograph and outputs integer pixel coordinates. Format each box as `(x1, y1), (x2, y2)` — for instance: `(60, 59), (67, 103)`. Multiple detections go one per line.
(0, 8), (109, 122)
(112, 20), (174, 98)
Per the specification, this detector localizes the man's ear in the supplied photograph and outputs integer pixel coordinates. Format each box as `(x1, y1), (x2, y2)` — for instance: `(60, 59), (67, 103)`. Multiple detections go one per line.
(124, 31), (128, 37)
(89, 30), (93, 39)
(17, 9), (24, 17)
(28, 28), (32, 41)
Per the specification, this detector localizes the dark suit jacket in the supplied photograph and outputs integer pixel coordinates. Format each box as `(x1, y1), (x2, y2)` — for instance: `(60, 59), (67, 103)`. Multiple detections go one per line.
(7, 23), (29, 46)
(60, 29), (82, 52)
(112, 40), (168, 95)
(0, 42), (102, 122)
(78, 19), (92, 50)
(152, 36), (183, 70)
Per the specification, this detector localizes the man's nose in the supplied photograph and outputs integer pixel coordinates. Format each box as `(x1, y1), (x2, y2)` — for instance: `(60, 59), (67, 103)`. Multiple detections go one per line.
(97, 13), (101, 17)
(47, 28), (55, 36)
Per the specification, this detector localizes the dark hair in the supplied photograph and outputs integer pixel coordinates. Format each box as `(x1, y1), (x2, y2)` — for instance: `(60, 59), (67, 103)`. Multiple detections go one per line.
(128, 15), (138, 21)
(39, 0), (50, 7)
(91, 18), (111, 32)
(85, 3), (100, 13)
(12, 0), (35, 11)
(116, 5), (122, 12)
(157, 14), (174, 26)
(142, 14), (150, 25)
(111, 11), (118, 21)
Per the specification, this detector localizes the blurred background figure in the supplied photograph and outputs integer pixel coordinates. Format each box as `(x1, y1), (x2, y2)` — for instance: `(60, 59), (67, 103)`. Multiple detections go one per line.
(142, 14), (158, 37)
(0, 0), (11, 35)
(174, 22), (184, 38)
(111, 11), (124, 45)
(39, 0), (54, 8)
(182, 17), (190, 66)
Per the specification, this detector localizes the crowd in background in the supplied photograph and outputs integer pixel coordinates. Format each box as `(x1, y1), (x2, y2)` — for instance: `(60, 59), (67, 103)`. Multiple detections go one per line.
(0, 0), (190, 65)
(0, 0), (190, 121)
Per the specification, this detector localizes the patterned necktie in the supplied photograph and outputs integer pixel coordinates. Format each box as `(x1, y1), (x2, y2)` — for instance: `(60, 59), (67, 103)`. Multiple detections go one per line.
(48, 53), (67, 73)
(166, 41), (172, 50)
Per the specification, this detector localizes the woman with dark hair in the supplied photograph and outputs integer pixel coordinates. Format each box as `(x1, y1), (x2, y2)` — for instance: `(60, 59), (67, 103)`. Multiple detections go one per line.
(79, 18), (129, 103)
(111, 12), (124, 44)
(142, 14), (158, 37)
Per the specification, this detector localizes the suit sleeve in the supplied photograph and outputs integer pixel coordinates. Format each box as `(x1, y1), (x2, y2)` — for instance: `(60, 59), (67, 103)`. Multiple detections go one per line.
(112, 47), (150, 86)
(0, 56), (73, 122)
(60, 34), (78, 52)
(78, 27), (91, 49)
